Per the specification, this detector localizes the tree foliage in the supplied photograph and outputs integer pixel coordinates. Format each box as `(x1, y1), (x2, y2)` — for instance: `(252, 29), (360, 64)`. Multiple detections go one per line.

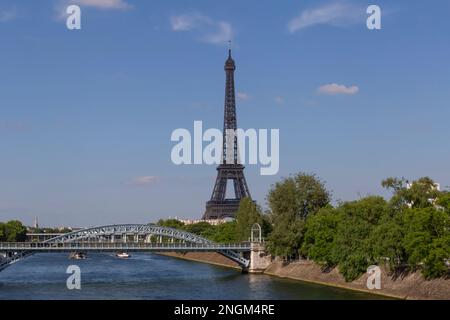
(382, 176), (441, 209)
(267, 175), (449, 281)
(156, 218), (185, 229)
(301, 207), (338, 266)
(182, 222), (216, 239)
(209, 221), (237, 243)
(235, 198), (263, 242)
(0, 220), (27, 242)
(0, 223), (5, 242)
(266, 173), (330, 259)
(267, 173), (331, 220)
(155, 219), (237, 243)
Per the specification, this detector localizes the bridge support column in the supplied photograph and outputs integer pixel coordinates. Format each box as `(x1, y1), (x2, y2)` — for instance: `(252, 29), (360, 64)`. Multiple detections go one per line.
(248, 243), (271, 274)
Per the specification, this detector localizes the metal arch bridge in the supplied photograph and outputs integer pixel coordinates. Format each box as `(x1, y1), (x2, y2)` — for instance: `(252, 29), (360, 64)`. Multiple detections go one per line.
(0, 224), (250, 272)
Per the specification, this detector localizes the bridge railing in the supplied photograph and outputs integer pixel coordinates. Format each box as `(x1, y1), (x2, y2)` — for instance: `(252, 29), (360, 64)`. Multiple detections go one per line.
(0, 242), (251, 252)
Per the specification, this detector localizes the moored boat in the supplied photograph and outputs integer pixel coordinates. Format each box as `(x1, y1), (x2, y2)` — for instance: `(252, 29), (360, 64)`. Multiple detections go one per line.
(69, 252), (87, 260)
(115, 252), (130, 259)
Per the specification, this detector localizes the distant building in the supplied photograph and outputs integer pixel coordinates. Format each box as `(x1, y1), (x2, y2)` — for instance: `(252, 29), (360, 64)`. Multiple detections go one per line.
(176, 217), (233, 226)
(26, 226), (80, 242)
(406, 182), (441, 208)
(33, 216), (39, 229)
(406, 182), (440, 192)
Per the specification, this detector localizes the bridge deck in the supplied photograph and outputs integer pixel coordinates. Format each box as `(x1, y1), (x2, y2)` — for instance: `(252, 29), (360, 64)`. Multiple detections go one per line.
(0, 242), (251, 253)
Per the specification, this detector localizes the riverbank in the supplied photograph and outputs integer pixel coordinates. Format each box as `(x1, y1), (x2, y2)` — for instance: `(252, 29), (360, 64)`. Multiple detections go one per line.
(265, 259), (450, 300)
(160, 252), (450, 300)
(159, 252), (241, 270)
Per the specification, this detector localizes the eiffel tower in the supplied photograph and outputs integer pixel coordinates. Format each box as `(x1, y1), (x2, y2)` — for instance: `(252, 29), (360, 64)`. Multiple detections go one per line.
(203, 48), (252, 220)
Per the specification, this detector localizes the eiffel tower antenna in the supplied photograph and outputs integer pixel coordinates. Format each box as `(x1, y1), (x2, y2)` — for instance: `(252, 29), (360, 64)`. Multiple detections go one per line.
(203, 48), (252, 220)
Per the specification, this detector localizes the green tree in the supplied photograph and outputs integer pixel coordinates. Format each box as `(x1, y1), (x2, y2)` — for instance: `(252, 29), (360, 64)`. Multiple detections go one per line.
(156, 218), (185, 229)
(381, 177), (406, 192)
(402, 207), (449, 270)
(266, 213), (305, 259)
(331, 196), (387, 281)
(301, 207), (338, 266)
(268, 173), (331, 220)
(382, 176), (441, 209)
(210, 222), (237, 243)
(266, 173), (330, 259)
(260, 214), (273, 240)
(0, 222), (5, 242)
(4, 220), (27, 242)
(436, 192), (450, 212)
(235, 198), (263, 242)
(369, 218), (405, 269)
(263, 175), (449, 281)
(183, 222), (215, 239)
(422, 235), (450, 279)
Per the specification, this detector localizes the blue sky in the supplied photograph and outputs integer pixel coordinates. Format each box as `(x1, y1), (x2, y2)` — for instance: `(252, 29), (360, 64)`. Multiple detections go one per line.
(0, 0), (449, 227)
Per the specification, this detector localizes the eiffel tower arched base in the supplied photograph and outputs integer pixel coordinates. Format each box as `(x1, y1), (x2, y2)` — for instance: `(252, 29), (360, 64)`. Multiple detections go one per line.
(203, 199), (241, 220)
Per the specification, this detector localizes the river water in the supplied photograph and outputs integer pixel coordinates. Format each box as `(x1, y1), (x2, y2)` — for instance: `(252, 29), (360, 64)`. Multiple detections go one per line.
(0, 253), (383, 300)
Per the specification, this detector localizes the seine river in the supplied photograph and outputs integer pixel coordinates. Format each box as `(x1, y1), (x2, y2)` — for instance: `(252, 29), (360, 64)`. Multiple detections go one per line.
(0, 253), (383, 300)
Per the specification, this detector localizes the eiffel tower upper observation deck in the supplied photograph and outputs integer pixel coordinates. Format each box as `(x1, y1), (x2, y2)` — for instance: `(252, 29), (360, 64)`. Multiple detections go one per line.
(203, 49), (252, 220)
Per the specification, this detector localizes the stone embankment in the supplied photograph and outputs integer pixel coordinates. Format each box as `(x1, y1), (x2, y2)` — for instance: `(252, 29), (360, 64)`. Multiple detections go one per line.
(160, 252), (450, 300)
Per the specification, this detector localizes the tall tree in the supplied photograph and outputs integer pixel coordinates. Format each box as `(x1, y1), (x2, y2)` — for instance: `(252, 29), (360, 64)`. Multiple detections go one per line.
(0, 222), (5, 242)
(235, 198), (263, 242)
(183, 222), (215, 239)
(4, 220), (27, 242)
(423, 234), (450, 279)
(402, 207), (450, 272)
(210, 222), (237, 243)
(369, 218), (406, 270)
(266, 173), (330, 259)
(382, 176), (441, 209)
(268, 173), (331, 220)
(266, 212), (305, 259)
(301, 207), (338, 266)
(156, 218), (184, 229)
(331, 196), (387, 281)
(436, 192), (450, 212)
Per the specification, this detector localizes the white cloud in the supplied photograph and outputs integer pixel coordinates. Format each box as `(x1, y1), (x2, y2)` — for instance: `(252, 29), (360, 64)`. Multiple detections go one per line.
(237, 92), (250, 101)
(274, 96), (284, 104)
(129, 176), (160, 186)
(317, 83), (359, 95)
(170, 14), (200, 31)
(170, 13), (233, 46)
(0, 9), (16, 22)
(288, 2), (363, 33)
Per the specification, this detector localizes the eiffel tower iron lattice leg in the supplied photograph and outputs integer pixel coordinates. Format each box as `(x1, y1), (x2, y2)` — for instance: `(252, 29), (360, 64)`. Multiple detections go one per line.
(204, 165), (251, 219)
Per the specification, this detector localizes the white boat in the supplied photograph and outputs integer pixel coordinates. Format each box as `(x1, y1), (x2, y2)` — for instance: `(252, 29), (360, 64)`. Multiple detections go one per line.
(69, 252), (86, 260)
(115, 252), (130, 259)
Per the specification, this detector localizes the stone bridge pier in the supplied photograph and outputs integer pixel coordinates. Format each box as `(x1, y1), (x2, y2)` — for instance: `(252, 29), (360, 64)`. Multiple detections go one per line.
(246, 242), (271, 273)
(244, 223), (271, 273)
(242, 223), (270, 273)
